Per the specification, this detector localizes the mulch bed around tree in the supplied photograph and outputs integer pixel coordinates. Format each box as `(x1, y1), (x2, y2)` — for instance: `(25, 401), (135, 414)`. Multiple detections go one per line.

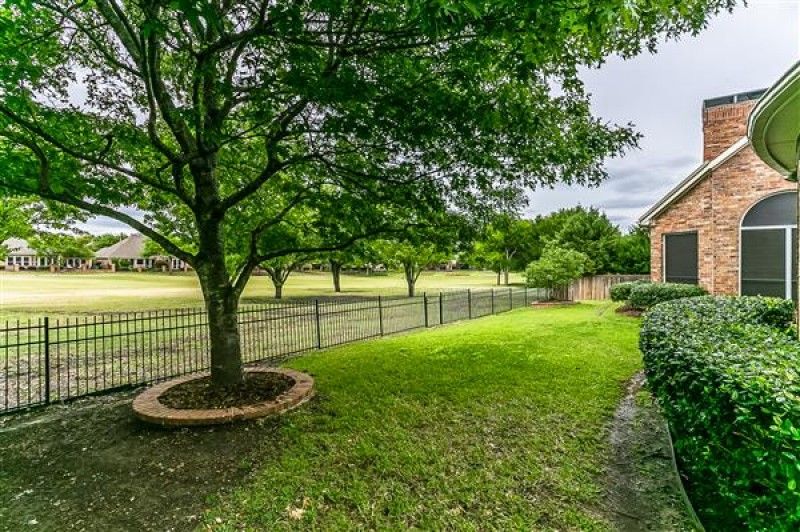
(614, 306), (643, 318)
(159, 371), (294, 410)
(530, 300), (579, 308)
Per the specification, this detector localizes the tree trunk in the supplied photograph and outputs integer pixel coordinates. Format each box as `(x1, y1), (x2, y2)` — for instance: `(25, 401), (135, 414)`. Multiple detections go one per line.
(404, 263), (416, 297)
(197, 261), (243, 387)
(330, 260), (342, 292)
(496, 270), (501, 285)
(195, 210), (244, 387)
(504, 268), (509, 285)
(274, 281), (283, 299)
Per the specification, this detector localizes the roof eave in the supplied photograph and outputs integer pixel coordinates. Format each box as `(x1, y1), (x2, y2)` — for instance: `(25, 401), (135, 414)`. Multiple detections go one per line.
(638, 137), (749, 225)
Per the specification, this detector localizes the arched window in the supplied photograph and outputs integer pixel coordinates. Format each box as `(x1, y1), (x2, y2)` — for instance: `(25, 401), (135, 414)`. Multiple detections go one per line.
(740, 191), (797, 300)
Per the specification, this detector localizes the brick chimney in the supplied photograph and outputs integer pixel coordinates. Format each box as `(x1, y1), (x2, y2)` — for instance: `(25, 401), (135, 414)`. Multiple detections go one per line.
(702, 90), (765, 161)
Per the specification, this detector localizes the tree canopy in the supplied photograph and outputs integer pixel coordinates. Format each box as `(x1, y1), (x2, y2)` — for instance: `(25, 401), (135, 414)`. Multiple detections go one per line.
(0, 196), (33, 240)
(465, 207), (650, 279)
(547, 206), (621, 274)
(0, 197), (34, 259)
(90, 233), (127, 252)
(0, 0), (730, 385)
(374, 238), (450, 298)
(29, 232), (94, 263)
(469, 214), (535, 285)
(612, 224), (650, 274)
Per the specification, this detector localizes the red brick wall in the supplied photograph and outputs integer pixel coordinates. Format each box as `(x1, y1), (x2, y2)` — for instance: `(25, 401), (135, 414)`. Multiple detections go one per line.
(650, 145), (795, 295)
(702, 100), (756, 161)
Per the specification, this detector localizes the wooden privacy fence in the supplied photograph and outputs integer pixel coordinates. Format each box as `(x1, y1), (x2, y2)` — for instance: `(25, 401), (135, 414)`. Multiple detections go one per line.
(568, 274), (649, 301)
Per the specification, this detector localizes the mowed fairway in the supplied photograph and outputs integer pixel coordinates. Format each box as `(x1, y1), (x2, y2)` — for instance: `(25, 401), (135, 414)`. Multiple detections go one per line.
(0, 270), (522, 318)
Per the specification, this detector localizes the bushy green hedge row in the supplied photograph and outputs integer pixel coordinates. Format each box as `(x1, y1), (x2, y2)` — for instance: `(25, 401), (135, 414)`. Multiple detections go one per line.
(640, 296), (800, 528)
(627, 282), (706, 310)
(609, 280), (649, 302)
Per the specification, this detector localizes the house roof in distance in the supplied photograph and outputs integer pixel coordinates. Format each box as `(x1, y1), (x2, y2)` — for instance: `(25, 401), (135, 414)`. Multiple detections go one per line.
(2, 238), (37, 257)
(638, 137), (749, 225)
(95, 233), (145, 259)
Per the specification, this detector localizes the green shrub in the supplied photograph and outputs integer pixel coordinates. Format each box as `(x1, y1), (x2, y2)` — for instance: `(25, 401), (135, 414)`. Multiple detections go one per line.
(640, 296), (799, 528)
(524, 245), (588, 299)
(627, 282), (706, 310)
(609, 280), (649, 302)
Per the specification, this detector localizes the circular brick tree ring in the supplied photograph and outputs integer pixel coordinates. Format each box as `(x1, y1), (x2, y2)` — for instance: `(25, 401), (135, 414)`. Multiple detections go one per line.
(133, 368), (314, 427)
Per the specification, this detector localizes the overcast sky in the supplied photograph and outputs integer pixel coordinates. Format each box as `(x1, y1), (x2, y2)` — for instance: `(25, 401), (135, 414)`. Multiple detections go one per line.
(79, 0), (800, 234)
(524, 0), (800, 230)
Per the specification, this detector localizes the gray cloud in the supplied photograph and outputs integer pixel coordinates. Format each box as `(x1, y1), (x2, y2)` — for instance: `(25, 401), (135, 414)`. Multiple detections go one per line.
(600, 196), (659, 210)
(527, 0), (798, 227)
(77, 208), (143, 235)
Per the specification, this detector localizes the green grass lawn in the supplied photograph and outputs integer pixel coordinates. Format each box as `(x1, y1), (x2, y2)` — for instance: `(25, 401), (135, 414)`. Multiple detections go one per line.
(0, 269), (521, 318)
(204, 303), (641, 529)
(0, 303), (642, 530)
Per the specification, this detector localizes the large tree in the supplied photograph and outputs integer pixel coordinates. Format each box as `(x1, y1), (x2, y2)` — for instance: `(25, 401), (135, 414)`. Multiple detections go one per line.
(470, 214), (534, 285)
(612, 224), (651, 274)
(549, 206), (621, 274)
(374, 239), (450, 298)
(326, 247), (368, 293)
(0, 1), (732, 386)
(261, 254), (306, 299)
(463, 241), (505, 285)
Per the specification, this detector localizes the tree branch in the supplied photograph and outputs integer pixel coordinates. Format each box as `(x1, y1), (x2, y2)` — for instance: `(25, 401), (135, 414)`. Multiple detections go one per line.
(0, 131), (194, 264)
(0, 105), (189, 203)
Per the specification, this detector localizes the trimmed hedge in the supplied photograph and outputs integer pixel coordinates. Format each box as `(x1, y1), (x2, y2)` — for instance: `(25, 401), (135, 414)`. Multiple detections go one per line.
(609, 280), (649, 302)
(640, 296), (800, 528)
(627, 282), (706, 310)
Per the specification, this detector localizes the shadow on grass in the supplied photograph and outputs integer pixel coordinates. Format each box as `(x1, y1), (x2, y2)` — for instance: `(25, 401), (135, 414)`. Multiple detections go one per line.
(0, 392), (293, 531)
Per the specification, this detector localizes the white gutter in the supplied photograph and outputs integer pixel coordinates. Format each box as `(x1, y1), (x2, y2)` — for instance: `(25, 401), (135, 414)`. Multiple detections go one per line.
(748, 60), (800, 178)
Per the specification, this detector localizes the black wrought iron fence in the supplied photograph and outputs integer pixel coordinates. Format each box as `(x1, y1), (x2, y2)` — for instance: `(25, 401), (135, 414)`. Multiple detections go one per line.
(0, 287), (545, 414)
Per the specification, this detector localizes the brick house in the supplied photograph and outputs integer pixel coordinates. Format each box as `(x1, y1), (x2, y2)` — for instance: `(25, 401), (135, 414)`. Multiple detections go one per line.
(640, 90), (798, 299)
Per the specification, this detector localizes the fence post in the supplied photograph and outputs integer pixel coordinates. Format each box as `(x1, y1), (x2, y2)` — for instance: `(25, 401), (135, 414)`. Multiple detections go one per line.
(314, 299), (322, 349)
(43, 317), (51, 405)
(467, 289), (472, 319)
(524, 287), (528, 306)
(491, 289), (495, 314)
(378, 295), (384, 335)
(423, 293), (429, 327)
(439, 292), (444, 324)
(508, 287), (512, 309)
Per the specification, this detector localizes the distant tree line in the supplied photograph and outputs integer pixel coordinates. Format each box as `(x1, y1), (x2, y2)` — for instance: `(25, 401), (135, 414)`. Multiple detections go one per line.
(465, 206), (650, 286)
(262, 206), (650, 298)
(2, 201), (648, 299)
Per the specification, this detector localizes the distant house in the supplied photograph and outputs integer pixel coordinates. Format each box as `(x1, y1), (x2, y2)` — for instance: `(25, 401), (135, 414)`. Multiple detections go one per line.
(1, 238), (87, 270)
(1, 233), (189, 273)
(95, 233), (152, 270)
(94, 233), (189, 271)
(1, 238), (48, 270)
